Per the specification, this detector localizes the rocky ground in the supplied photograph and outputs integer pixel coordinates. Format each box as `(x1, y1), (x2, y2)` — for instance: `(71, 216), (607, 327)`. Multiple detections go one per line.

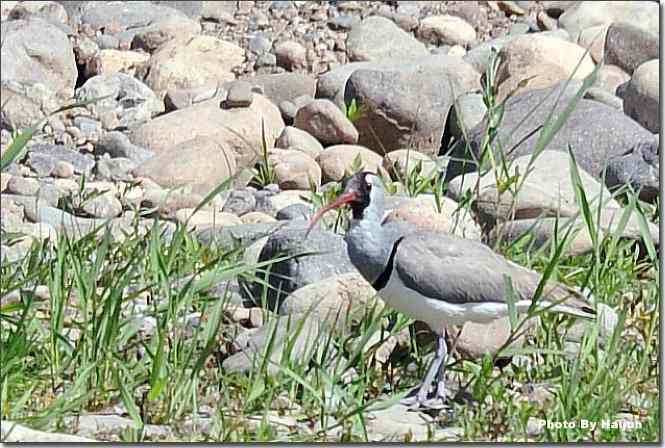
(0, 0), (660, 443)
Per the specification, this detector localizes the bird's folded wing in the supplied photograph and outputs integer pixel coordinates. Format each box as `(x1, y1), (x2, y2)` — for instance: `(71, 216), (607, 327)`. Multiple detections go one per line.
(394, 233), (594, 315)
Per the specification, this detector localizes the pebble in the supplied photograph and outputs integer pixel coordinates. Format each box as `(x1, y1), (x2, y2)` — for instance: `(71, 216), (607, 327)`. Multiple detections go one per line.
(225, 80), (254, 108)
(52, 161), (75, 178)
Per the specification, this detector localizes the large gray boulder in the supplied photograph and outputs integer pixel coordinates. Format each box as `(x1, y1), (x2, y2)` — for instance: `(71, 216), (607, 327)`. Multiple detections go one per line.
(344, 55), (480, 156)
(444, 81), (655, 183)
(1, 17), (77, 99)
(243, 226), (356, 311)
(604, 23), (659, 75)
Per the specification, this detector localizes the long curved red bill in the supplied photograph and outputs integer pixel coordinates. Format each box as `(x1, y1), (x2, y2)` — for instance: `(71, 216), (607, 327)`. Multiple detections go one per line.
(305, 191), (357, 238)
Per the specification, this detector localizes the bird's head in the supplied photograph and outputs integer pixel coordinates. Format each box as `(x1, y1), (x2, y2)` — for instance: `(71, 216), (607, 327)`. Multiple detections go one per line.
(307, 171), (384, 237)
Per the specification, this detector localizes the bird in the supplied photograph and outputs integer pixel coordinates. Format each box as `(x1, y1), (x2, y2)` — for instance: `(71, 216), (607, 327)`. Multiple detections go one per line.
(307, 171), (596, 410)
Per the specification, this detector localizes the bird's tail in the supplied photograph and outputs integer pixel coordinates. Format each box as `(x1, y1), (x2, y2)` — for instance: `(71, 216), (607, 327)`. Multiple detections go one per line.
(541, 283), (596, 319)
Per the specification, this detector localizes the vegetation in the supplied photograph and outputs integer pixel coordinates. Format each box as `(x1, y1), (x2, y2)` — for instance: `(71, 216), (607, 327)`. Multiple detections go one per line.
(0, 52), (659, 442)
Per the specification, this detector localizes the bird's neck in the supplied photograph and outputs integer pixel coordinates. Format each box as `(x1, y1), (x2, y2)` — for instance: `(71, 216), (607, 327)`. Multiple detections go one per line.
(346, 215), (391, 285)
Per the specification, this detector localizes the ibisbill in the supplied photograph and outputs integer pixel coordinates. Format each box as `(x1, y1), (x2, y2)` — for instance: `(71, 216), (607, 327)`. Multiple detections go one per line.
(307, 171), (597, 410)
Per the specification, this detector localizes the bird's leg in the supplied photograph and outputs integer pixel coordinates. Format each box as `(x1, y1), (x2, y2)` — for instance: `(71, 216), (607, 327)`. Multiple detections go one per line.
(433, 331), (448, 401)
(402, 331), (448, 409)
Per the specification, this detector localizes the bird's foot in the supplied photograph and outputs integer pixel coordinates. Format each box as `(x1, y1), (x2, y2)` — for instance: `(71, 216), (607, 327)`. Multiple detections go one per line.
(400, 383), (448, 411)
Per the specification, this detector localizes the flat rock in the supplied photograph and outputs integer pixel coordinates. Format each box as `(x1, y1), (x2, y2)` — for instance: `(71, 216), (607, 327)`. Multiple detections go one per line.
(448, 91), (487, 142)
(444, 81), (655, 183)
(133, 136), (237, 196)
(346, 15), (428, 62)
(130, 94), (284, 168)
(1, 17), (77, 98)
(316, 144), (384, 183)
(622, 59), (659, 134)
(294, 99), (358, 146)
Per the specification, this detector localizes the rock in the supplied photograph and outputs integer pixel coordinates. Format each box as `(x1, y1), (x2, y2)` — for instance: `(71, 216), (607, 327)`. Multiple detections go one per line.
(144, 35), (245, 97)
(96, 131), (154, 162)
(345, 55), (480, 155)
(274, 40), (308, 71)
(0, 17), (77, 98)
(85, 49), (150, 78)
(447, 2), (488, 29)
(573, 24), (606, 62)
(293, 99), (358, 146)
(81, 1), (199, 42)
(222, 188), (256, 216)
(444, 82), (655, 182)
(275, 126), (324, 159)
(448, 92), (487, 141)
(6, 176), (39, 196)
(130, 94), (284, 168)
(222, 316), (326, 375)
(254, 189), (311, 216)
(175, 208), (242, 230)
(448, 151), (660, 255)
(606, 139), (659, 203)
(462, 30), (571, 74)
(241, 211), (276, 224)
(95, 156), (136, 181)
(81, 191), (123, 218)
(26, 144), (96, 176)
(418, 15), (476, 47)
(366, 405), (462, 442)
(130, 15), (201, 53)
(141, 187), (204, 218)
(495, 34), (595, 100)
(452, 316), (531, 359)
(225, 80), (253, 108)
(448, 150), (621, 225)
(196, 221), (287, 249)
(242, 73), (316, 108)
(346, 15), (428, 62)
(594, 65), (630, 95)
(279, 273), (381, 325)
(384, 194), (481, 240)
(622, 59), (659, 134)
(604, 23), (659, 75)
(52, 161), (74, 178)
(269, 149), (321, 190)
(1, 421), (96, 443)
(558, 1), (658, 37)
(382, 149), (438, 180)
(275, 203), (311, 221)
(584, 87), (622, 110)
(76, 73), (163, 129)
(246, 226), (356, 310)
(7, 1), (68, 24)
(133, 136), (237, 196)
(316, 144), (384, 183)
(164, 85), (222, 111)
(0, 80), (59, 131)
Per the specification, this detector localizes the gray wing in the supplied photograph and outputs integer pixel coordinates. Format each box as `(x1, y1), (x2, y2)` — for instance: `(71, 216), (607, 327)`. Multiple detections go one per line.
(393, 232), (593, 313)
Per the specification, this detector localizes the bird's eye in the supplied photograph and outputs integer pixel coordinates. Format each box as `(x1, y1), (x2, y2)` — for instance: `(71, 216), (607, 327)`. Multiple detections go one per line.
(366, 182), (372, 191)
